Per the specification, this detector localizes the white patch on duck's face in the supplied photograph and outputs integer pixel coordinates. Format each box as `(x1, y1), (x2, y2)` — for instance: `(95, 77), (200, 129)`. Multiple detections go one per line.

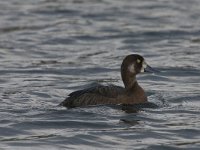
(128, 63), (135, 73)
(141, 60), (147, 72)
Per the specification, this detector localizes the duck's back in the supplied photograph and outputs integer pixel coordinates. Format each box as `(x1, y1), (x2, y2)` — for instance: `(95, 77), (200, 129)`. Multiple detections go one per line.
(60, 84), (126, 108)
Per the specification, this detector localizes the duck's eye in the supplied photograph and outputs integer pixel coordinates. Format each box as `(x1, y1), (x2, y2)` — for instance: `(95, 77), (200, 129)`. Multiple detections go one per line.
(137, 59), (141, 63)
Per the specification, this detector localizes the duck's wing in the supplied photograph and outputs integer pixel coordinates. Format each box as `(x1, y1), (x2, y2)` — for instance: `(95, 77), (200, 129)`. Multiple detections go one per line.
(69, 84), (124, 98)
(60, 84), (125, 108)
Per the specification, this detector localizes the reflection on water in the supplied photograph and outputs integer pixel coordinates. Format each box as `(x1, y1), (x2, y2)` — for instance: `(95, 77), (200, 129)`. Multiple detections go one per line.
(0, 0), (200, 149)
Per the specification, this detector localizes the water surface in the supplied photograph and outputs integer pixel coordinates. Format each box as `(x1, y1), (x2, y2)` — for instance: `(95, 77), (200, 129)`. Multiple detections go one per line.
(0, 0), (200, 149)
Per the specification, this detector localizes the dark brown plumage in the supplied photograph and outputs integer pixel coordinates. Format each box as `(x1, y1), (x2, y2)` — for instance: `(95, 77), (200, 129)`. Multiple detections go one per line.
(60, 54), (153, 108)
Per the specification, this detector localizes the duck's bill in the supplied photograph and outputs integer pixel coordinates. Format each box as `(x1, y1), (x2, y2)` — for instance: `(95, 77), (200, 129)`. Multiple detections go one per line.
(144, 64), (159, 73)
(141, 61), (160, 73)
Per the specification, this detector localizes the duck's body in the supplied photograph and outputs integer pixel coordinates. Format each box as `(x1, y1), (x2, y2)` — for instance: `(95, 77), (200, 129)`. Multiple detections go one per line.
(60, 54), (153, 108)
(60, 82), (147, 108)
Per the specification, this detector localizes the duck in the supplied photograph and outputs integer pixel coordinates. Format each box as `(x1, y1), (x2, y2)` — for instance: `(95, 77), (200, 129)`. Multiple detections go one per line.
(60, 54), (156, 108)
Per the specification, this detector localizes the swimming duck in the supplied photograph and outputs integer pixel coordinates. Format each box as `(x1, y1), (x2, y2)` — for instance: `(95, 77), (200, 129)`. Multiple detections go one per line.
(60, 54), (155, 108)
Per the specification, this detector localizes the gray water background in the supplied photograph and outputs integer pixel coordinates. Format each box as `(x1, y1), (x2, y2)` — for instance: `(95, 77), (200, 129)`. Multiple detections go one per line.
(0, 0), (200, 149)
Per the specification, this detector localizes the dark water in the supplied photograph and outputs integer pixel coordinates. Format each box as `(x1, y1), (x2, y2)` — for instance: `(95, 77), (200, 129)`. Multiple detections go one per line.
(0, 0), (200, 149)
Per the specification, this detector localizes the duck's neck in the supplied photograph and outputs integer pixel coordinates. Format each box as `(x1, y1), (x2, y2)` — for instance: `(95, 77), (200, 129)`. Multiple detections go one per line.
(122, 73), (137, 90)
(121, 71), (147, 103)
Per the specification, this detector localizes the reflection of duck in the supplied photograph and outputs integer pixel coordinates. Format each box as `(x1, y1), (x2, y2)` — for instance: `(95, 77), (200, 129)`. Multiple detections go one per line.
(60, 54), (156, 108)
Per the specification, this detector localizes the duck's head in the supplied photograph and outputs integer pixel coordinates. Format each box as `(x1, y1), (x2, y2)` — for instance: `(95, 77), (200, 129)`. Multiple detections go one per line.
(121, 54), (155, 76)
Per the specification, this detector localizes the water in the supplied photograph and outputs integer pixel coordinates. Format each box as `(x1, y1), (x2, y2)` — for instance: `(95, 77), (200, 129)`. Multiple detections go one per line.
(0, 0), (200, 149)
